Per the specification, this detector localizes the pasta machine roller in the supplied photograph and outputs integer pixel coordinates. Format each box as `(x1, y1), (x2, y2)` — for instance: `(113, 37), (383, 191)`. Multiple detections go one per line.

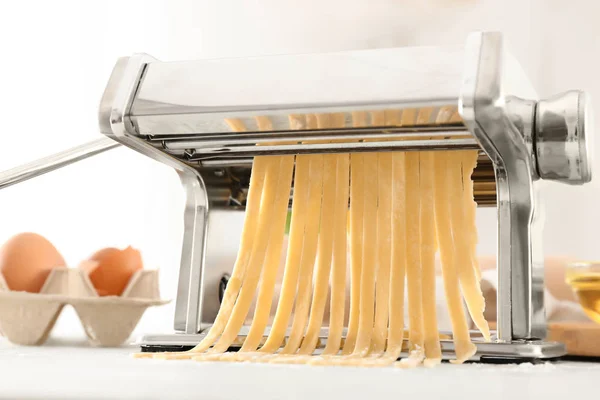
(0, 31), (592, 362)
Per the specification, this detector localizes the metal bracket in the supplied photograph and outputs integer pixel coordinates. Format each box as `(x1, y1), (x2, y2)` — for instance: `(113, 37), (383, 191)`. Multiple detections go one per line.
(461, 31), (545, 341)
(98, 54), (210, 334)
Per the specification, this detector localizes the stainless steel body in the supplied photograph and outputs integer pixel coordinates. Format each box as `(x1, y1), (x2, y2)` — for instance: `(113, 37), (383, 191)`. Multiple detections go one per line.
(0, 31), (592, 361)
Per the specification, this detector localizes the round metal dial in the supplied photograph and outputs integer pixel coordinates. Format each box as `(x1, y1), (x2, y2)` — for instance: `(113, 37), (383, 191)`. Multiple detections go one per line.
(535, 90), (592, 184)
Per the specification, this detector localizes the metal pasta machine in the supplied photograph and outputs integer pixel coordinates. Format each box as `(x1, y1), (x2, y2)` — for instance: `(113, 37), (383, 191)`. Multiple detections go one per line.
(0, 31), (592, 362)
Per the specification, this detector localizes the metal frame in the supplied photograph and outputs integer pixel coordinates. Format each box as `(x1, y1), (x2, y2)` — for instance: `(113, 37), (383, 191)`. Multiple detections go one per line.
(98, 54), (211, 334)
(460, 32), (545, 341)
(121, 31), (552, 347)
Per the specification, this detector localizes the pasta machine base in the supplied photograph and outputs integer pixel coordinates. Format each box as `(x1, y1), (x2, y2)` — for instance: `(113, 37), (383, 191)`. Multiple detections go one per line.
(135, 330), (566, 363)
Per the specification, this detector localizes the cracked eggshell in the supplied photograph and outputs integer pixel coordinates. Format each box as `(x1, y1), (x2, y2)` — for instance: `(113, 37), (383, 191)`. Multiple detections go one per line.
(83, 246), (144, 297)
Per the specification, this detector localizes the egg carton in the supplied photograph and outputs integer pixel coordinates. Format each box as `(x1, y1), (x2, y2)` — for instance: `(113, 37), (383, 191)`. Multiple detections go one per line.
(0, 268), (168, 346)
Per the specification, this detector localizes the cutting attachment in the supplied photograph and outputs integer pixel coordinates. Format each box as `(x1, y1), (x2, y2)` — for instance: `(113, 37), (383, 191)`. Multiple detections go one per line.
(0, 31), (592, 361)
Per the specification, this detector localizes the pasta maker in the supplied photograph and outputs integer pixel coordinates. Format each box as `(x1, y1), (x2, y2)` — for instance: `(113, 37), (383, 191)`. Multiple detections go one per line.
(0, 31), (592, 362)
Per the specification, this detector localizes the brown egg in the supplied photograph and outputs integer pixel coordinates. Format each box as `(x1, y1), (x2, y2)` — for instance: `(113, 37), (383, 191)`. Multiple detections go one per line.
(0, 232), (66, 293)
(83, 246), (143, 296)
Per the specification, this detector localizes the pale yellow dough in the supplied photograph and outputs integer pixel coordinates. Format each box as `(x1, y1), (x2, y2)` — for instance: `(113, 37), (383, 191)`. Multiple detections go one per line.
(257, 115), (313, 354)
(276, 153), (323, 355)
(205, 154), (294, 355)
(386, 151), (408, 360)
(153, 118), (271, 361)
(362, 112), (390, 357)
(257, 152), (310, 353)
(463, 151), (483, 282)
(349, 151), (378, 357)
(448, 151), (491, 342)
(149, 107), (491, 367)
(433, 151), (477, 363)
(420, 151), (441, 366)
(309, 152), (377, 367)
(236, 115), (309, 358)
(341, 111), (367, 355)
(371, 152), (392, 356)
(321, 114), (350, 356)
(266, 121), (323, 357)
(405, 152), (424, 349)
(320, 152), (350, 355)
(297, 116), (339, 355)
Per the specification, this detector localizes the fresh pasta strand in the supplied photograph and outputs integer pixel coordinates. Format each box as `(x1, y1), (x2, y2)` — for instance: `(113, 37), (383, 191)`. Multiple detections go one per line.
(449, 110), (483, 283)
(352, 149), (409, 368)
(318, 109), (406, 368)
(448, 151), (490, 342)
(385, 151), (408, 360)
(341, 111), (367, 355)
(238, 173), (293, 352)
(203, 153), (294, 355)
(325, 109), (421, 368)
(433, 152), (477, 364)
(436, 107), (455, 124)
(312, 150), (378, 367)
(321, 113), (350, 356)
(193, 121), (268, 354)
(297, 115), (339, 356)
(311, 111), (384, 367)
(150, 119), (270, 361)
(237, 115), (308, 356)
(400, 111), (429, 368)
(350, 151), (379, 357)
(272, 114), (348, 365)
(419, 106), (453, 367)
(449, 110), (462, 123)
(189, 155), (286, 362)
(267, 173), (324, 362)
(434, 107), (489, 342)
(420, 151), (441, 367)
(346, 110), (383, 359)
(414, 107), (439, 255)
(370, 111), (392, 357)
(462, 151), (483, 282)
(320, 152), (350, 356)
(383, 110), (409, 363)
(258, 168), (310, 352)
(274, 150), (323, 356)
(399, 151), (425, 367)
(196, 116), (293, 357)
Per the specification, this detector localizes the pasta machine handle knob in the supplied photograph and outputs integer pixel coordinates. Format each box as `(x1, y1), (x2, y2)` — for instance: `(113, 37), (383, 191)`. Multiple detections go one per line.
(535, 90), (592, 184)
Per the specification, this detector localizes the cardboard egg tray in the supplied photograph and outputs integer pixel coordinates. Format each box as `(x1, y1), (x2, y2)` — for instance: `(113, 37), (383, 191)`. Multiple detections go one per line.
(0, 268), (168, 346)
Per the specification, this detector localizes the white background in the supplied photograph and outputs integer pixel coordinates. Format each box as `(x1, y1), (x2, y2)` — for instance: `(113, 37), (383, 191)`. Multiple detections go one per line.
(0, 0), (598, 337)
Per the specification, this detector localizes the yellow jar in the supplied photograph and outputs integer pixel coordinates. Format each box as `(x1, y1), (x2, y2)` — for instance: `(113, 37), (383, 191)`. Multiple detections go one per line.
(566, 261), (600, 324)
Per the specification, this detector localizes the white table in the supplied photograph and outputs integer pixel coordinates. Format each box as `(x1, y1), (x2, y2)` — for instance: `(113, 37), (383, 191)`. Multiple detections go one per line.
(1, 336), (598, 400)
